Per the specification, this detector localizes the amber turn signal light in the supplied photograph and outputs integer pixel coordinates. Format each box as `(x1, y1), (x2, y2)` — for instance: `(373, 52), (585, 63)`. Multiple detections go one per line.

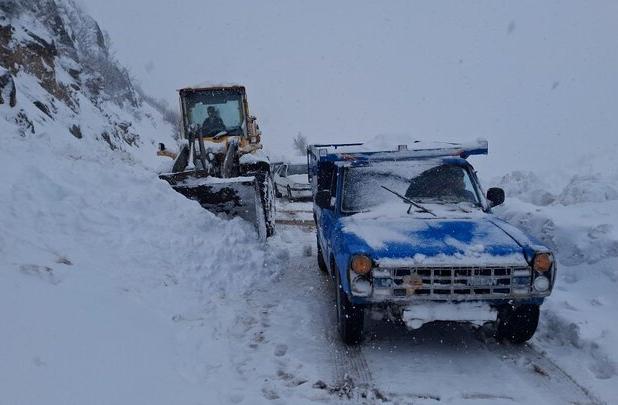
(351, 255), (372, 275)
(533, 253), (552, 272)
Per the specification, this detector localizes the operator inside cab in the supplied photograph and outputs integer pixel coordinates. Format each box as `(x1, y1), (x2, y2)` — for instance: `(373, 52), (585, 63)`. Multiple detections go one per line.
(201, 106), (226, 136)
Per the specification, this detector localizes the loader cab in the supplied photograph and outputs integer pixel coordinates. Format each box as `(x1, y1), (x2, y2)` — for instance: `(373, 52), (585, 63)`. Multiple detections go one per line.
(179, 86), (249, 138)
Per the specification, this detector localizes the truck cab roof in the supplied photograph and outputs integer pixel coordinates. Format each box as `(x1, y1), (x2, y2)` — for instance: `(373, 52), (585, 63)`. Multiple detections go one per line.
(307, 139), (488, 165)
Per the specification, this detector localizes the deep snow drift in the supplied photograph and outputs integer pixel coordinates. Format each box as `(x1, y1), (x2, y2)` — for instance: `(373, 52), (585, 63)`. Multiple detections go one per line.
(0, 114), (290, 404)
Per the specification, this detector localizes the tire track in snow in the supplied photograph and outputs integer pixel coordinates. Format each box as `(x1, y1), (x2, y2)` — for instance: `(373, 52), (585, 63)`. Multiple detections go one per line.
(275, 217), (381, 402)
(361, 319), (602, 404)
(490, 341), (605, 405)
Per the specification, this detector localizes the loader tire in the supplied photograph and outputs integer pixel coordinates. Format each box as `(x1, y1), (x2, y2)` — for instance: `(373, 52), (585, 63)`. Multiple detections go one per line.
(256, 172), (275, 237)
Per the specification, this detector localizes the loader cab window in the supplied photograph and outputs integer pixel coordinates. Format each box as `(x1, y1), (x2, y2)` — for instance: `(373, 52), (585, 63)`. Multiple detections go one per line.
(184, 89), (245, 136)
(277, 165), (287, 177)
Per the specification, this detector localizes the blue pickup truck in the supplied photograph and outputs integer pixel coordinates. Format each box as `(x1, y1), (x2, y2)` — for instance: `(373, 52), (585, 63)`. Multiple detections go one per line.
(308, 140), (556, 345)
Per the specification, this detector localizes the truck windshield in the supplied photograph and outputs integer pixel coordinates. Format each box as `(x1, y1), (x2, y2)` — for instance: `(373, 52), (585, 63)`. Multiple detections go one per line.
(342, 160), (480, 213)
(184, 89), (244, 136)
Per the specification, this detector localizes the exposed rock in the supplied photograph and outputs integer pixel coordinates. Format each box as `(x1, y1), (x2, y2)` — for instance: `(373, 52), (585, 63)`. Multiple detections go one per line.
(100, 131), (116, 150)
(15, 110), (34, 135)
(69, 123), (81, 139)
(0, 67), (16, 106)
(33, 100), (53, 118)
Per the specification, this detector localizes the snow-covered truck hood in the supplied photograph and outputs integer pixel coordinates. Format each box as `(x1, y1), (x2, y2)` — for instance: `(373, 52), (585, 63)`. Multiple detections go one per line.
(339, 213), (535, 266)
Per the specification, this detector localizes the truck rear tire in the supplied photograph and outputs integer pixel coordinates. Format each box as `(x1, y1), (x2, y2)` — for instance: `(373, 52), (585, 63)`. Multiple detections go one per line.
(335, 269), (364, 345)
(495, 304), (540, 344)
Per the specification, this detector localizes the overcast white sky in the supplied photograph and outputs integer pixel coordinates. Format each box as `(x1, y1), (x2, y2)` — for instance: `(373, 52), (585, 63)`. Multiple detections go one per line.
(78, 0), (618, 176)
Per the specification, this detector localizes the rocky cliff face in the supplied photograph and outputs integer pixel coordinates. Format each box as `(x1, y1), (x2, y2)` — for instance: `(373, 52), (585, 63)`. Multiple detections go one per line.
(0, 0), (176, 161)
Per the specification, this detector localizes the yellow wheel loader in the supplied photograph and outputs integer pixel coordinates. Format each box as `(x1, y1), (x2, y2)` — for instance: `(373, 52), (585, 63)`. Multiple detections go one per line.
(159, 84), (275, 238)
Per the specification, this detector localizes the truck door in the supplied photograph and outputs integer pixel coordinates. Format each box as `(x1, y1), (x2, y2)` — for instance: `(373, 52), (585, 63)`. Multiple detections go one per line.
(317, 167), (339, 273)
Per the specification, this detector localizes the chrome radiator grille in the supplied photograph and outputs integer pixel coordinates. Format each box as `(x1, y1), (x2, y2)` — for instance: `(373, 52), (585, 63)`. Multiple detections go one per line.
(380, 265), (531, 299)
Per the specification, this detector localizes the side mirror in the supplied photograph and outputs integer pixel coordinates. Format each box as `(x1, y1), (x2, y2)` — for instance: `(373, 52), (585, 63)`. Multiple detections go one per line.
(315, 190), (331, 209)
(487, 187), (505, 207)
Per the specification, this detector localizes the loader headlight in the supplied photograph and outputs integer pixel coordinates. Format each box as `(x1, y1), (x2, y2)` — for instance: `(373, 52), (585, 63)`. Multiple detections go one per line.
(533, 252), (553, 273)
(351, 254), (372, 275)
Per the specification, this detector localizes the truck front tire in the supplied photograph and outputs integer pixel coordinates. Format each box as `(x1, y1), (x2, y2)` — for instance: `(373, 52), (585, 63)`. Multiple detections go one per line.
(317, 236), (328, 274)
(495, 304), (540, 344)
(335, 269), (364, 345)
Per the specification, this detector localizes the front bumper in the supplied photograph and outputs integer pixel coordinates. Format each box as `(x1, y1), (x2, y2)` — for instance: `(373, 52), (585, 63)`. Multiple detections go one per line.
(401, 301), (497, 329)
(348, 263), (552, 305)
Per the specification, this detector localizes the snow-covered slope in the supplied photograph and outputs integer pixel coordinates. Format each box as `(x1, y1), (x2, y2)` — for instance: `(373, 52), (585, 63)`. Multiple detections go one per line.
(0, 0), (178, 169)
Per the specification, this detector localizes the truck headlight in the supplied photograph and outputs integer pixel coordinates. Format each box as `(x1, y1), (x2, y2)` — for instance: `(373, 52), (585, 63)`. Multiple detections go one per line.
(351, 275), (372, 296)
(351, 254), (372, 275)
(533, 276), (550, 292)
(533, 252), (553, 273)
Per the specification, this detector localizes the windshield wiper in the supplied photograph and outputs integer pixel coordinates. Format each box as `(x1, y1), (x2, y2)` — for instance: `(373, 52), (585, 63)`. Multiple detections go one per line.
(380, 185), (437, 217)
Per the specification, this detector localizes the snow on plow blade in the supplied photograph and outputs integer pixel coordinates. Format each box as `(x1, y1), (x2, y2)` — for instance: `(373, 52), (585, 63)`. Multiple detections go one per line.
(159, 171), (267, 238)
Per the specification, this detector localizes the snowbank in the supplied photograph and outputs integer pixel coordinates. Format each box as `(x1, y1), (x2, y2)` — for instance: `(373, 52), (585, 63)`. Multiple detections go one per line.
(0, 3), (292, 403)
(493, 168), (618, 402)
(0, 110), (283, 405)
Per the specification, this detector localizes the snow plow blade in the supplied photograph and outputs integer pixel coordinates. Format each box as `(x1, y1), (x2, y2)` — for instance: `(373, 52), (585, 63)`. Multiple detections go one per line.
(159, 171), (268, 238)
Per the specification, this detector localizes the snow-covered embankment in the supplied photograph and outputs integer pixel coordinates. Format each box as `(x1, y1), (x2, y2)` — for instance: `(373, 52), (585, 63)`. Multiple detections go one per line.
(492, 168), (618, 402)
(0, 121), (286, 404)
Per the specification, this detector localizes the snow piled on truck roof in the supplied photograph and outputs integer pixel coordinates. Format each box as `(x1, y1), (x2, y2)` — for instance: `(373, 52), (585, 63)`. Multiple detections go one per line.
(311, 134), (488, 159)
